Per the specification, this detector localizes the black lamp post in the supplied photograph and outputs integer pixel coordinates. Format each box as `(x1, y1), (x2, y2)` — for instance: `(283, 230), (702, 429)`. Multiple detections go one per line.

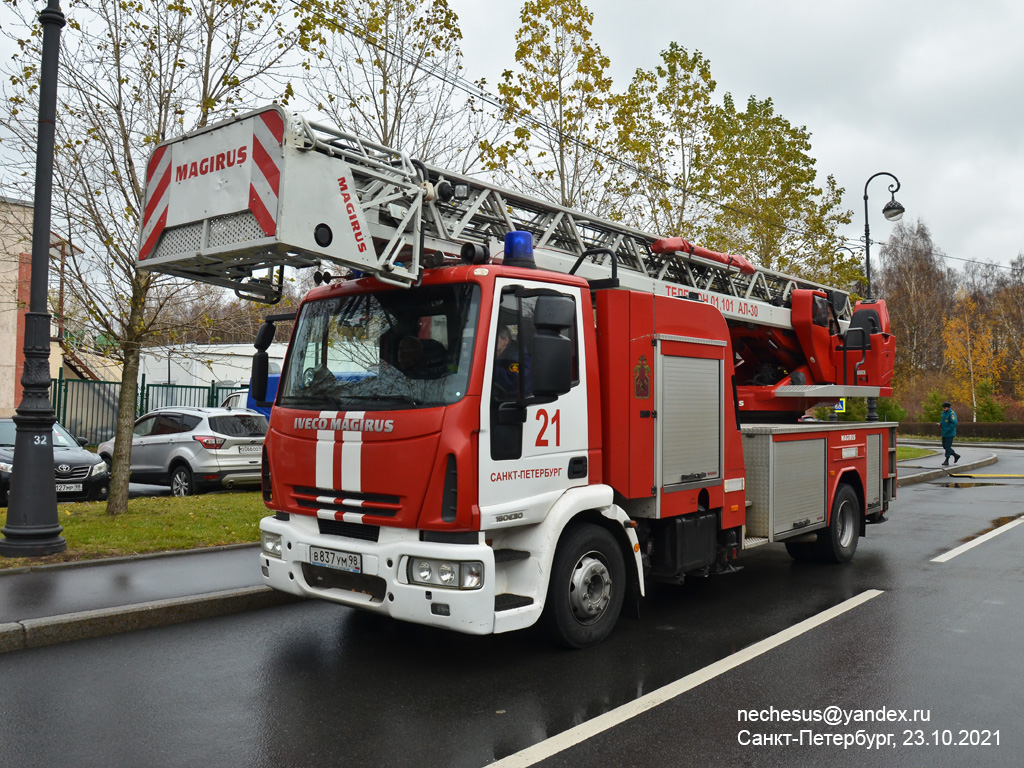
(861, 172), (905, 424)
(0, 0), (67, 557)
(863, 172), (905, 298)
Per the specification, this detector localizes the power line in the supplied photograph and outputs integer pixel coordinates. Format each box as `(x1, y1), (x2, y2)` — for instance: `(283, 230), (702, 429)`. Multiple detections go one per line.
(844, 235), (1018, 272)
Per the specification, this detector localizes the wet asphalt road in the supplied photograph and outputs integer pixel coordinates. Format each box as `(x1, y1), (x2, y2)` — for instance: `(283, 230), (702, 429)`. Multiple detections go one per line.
(1, 452), (1022, 768)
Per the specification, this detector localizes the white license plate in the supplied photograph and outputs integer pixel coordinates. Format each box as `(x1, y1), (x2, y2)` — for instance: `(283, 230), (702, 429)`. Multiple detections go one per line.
(238, 444), (261, 454)
(309, 546), (362, 573)
(56, 483), (83, 493)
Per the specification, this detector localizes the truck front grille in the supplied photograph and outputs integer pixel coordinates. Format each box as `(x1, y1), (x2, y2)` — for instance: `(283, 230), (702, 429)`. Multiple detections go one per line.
(317, 518), (381, 542)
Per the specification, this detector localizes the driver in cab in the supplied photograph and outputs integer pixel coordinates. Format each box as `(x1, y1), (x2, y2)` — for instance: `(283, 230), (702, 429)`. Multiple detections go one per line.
(493, 325), (529, 399)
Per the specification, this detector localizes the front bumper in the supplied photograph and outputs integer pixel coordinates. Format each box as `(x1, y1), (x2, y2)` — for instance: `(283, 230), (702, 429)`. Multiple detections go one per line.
(2, 470), (109, 504)
(259, 514), (498, 635)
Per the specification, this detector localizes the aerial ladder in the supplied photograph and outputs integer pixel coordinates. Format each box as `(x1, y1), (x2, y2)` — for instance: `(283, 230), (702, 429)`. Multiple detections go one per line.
(139, 105), (893, 419)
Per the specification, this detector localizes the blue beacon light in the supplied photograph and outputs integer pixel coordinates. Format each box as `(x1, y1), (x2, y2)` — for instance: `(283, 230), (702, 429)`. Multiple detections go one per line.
(503, 230), (537, 269)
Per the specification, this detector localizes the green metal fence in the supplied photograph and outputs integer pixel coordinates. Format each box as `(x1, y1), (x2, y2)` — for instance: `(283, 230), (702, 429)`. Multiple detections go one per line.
(50, 370), (248, 445)
(50, 373), (122, 445)
(143, 383), (214, 412)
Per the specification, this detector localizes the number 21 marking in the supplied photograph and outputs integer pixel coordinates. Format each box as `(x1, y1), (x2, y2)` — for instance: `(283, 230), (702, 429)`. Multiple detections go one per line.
(535, 409), (561, 447)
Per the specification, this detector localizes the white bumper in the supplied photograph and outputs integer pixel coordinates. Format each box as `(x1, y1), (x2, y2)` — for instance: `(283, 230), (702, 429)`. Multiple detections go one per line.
(259, 514), (498, 635)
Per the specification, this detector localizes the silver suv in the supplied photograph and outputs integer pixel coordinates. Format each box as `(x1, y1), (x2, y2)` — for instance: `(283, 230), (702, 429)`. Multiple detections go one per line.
(97, 406), (268, 496)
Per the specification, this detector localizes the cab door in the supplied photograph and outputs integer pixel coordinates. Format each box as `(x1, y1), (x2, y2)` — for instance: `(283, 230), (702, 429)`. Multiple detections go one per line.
(478, 279), (589, 527)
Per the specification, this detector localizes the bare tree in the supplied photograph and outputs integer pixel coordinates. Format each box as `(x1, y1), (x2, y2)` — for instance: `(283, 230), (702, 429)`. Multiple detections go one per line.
(298, 0), (494, 174)
(0, 0), (329, 513)
(876, 219), (957, 385)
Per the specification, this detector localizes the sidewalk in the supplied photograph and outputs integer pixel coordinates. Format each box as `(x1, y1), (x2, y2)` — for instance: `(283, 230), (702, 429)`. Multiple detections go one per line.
(0, 446), (999, 654)
(895, 444), (998, 486)
(0, 545), (298, 653)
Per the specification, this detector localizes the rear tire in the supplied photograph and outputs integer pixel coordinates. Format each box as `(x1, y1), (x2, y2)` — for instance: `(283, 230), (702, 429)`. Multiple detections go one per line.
(818, 483), (860, 563)
(170, 464), (195, 497)
(543, 524), (625, 649)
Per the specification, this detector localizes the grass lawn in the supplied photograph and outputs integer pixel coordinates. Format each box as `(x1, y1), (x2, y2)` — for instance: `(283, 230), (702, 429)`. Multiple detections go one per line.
(896, 446), (935, 460)
(0, 492), (266, 570)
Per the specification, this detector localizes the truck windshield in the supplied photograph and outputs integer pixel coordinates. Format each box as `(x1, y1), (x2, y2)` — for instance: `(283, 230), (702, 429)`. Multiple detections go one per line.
(278, 283), (481, 411)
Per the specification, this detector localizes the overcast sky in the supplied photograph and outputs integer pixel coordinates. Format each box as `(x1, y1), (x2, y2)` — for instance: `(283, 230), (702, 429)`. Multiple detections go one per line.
(451, 0), (1024, 272)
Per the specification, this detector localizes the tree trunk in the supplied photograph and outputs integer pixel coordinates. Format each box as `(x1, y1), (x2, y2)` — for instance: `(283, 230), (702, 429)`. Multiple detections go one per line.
(106, 290), (148, 515)
(106, 343), (140, 516)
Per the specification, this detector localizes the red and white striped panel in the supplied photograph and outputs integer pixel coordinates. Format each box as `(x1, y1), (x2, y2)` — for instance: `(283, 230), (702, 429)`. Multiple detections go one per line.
(138, 145), (170, 260)
(138, 108), (285, 260)
(314, 410), (366, 524)
(248, 109), (284, 236)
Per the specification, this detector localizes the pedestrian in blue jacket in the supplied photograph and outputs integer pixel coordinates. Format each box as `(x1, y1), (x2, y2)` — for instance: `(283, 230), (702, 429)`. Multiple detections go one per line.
(939, 401), (960, 466)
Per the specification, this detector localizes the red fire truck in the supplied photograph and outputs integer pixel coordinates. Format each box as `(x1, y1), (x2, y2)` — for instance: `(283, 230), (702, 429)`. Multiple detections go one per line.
(139, 106), (897, 647)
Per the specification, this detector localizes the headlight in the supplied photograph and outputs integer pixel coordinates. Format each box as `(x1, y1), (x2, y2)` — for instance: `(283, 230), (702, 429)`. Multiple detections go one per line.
(461, 561), (484, 590)
(407, 557), (484, 590)
(261, 531), (283, 558)
(0, 461), (12, 474)
(438, 563), (456, 585)
(90, 462), (107, 477)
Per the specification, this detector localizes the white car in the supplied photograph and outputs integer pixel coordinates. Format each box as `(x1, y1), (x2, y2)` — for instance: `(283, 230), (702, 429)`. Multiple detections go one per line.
(97, 406), (267, 496)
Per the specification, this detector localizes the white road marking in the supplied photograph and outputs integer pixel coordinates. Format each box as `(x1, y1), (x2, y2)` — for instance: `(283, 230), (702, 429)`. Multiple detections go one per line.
(931, 517), (1024, 563)
(489, 589), (885, 767)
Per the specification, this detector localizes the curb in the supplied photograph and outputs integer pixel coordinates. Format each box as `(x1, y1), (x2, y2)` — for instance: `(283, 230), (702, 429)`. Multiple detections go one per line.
(897, 454), (999, 487)
(0, 585), (300, 654)
(0, 542), (259, 578)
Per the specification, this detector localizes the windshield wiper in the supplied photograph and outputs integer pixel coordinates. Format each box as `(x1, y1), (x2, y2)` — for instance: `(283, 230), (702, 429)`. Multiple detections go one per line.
(278, 393), (342, 409)
(343, 394), (422, 406)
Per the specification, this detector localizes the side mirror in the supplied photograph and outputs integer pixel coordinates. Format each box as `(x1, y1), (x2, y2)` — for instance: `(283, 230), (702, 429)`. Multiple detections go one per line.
(76, 436), (88, 447)
(255, 321), (276, 351)
(533, 294), (574, 330)
(530, 294), (574, 397)
(252, 312), (294, 405)
(251, 352), (269, 403)
(531, 336), (572, 396)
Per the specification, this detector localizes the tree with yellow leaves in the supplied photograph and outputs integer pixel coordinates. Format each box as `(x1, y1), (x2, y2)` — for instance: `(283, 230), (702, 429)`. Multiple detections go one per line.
(942, 289), (1006, 422)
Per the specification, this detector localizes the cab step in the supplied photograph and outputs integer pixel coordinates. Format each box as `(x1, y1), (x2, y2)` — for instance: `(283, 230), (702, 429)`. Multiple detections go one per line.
(495, 594), (534, 611)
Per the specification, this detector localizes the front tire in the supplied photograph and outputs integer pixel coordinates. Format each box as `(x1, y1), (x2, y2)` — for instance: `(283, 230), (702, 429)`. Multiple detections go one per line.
(170, 465), (195, 497)
(818, 483), (860, 563)
(543, 524), (626, 649)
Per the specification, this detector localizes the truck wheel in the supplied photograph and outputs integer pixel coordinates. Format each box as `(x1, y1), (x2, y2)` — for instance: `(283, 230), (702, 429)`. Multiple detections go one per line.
(818, 483), (860, 563)
(170, 465), (195, 497)
(543, 524), (625, 649)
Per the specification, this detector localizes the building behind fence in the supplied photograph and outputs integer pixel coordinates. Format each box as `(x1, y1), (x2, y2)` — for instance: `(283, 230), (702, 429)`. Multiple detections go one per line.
(45, 342), (287, 444)
(50, 371), (247, 445)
